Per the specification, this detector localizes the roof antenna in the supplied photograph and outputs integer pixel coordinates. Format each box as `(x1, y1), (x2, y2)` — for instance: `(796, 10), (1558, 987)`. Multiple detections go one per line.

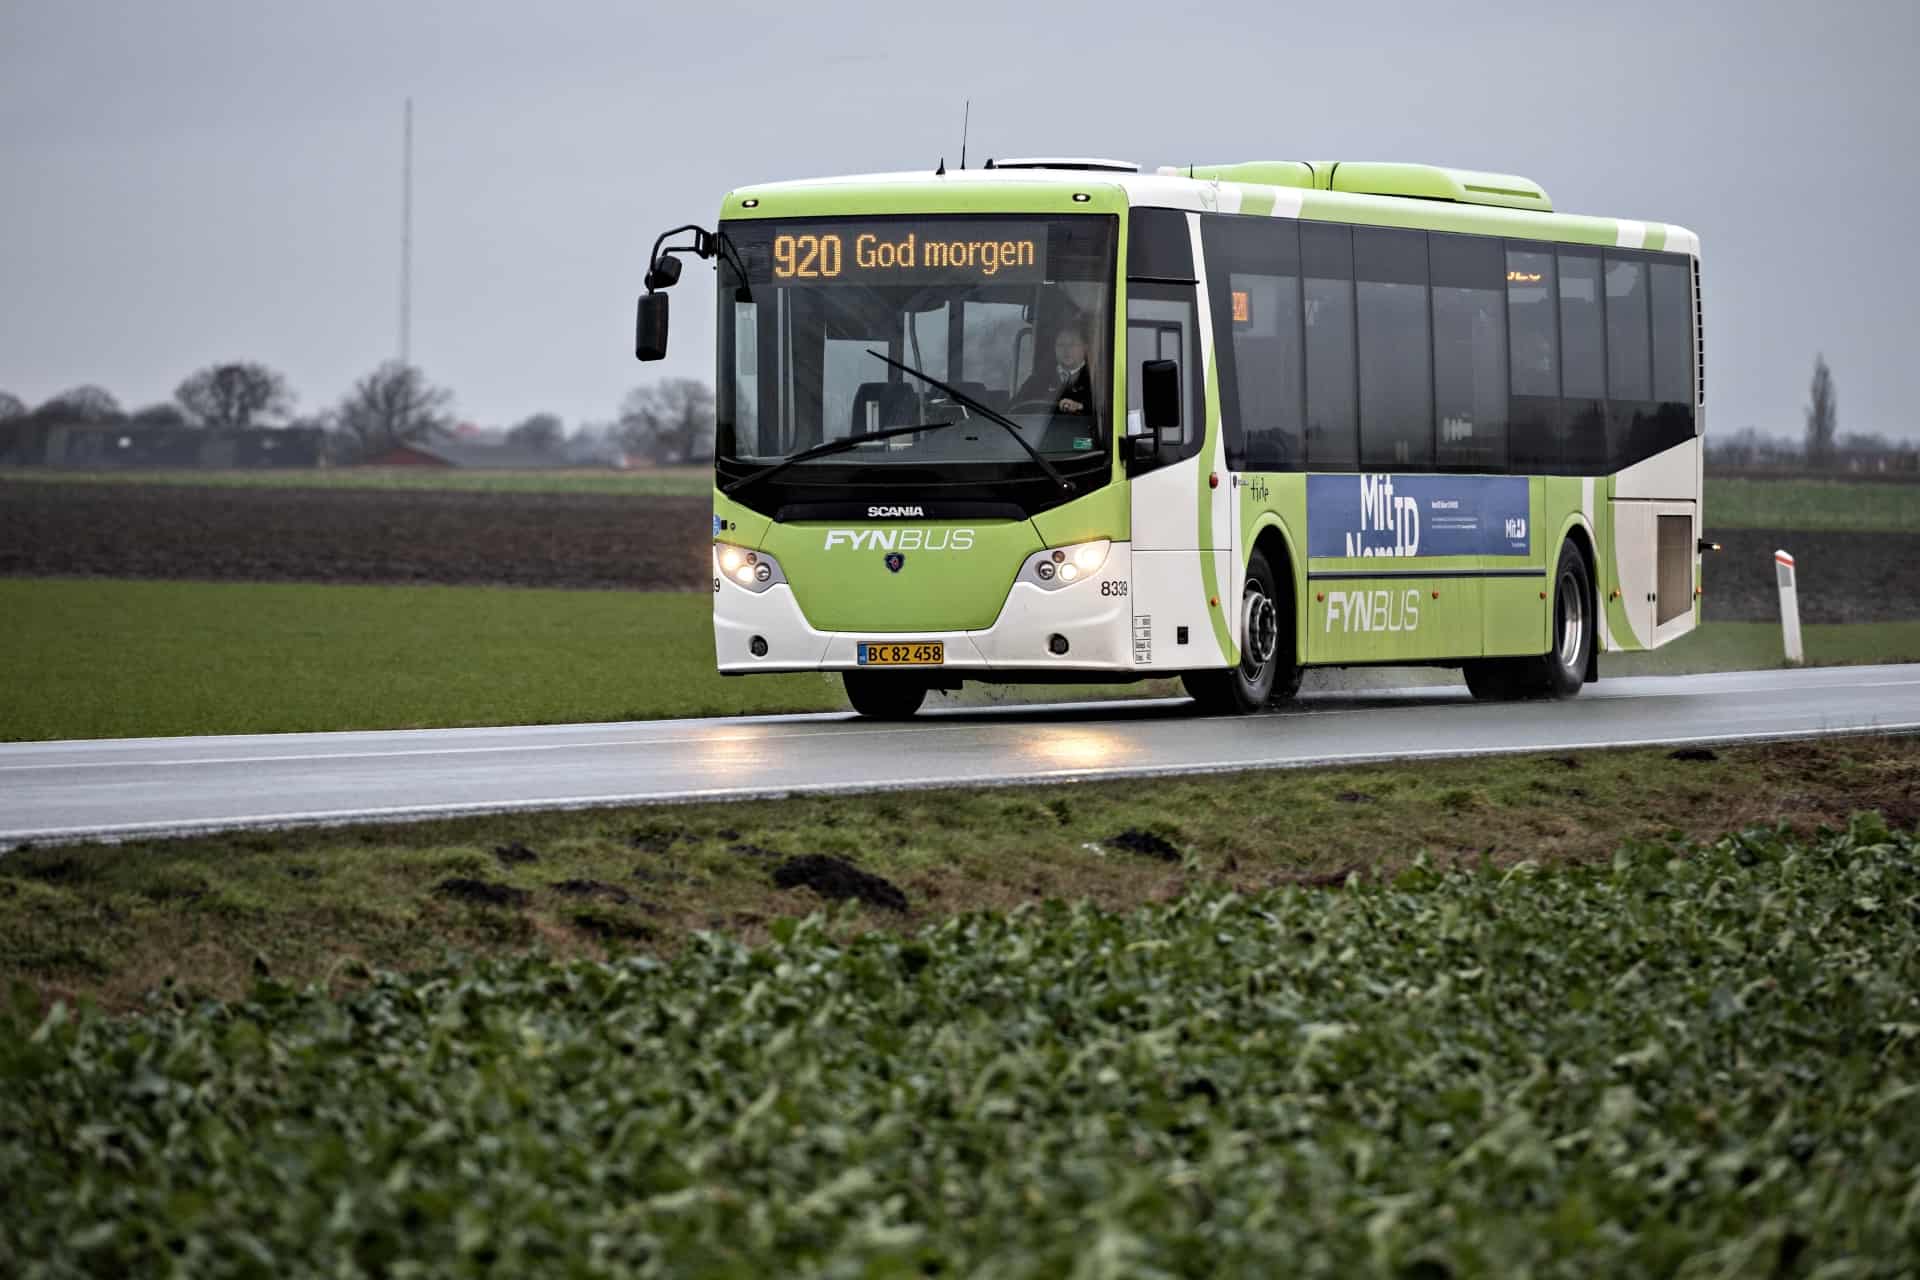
(936, 156), (946, 175)
(960, 99), (971, 169)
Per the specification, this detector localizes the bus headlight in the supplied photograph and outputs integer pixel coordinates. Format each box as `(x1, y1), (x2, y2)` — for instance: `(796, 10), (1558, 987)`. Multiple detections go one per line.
(714, 543), (787, 593)
(1023, 539), (1110, 591)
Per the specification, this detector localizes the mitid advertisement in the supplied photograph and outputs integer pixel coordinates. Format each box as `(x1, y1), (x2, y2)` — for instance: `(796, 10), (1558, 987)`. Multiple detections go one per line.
(1307, 474), (1531, 559)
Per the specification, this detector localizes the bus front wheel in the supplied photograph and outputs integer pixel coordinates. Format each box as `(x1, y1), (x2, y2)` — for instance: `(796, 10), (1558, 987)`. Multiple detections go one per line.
(1182, 548), (1296, 714)
(843, 671), (928, 720)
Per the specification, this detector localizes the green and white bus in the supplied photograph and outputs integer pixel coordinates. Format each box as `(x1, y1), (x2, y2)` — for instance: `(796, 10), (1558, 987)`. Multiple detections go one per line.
(636, 157), (1705, 718)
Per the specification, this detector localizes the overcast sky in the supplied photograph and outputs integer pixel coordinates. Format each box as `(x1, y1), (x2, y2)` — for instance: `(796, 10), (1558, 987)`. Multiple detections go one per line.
(3, 0), (1915, 439)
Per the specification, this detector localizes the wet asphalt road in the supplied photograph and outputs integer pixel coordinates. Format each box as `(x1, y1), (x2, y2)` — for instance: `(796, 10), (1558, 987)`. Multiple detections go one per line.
(4, 664), (1918, 847)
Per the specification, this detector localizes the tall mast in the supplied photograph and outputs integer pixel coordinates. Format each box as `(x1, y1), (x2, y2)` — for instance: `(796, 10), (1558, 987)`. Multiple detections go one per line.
(399, 97), (413, 366)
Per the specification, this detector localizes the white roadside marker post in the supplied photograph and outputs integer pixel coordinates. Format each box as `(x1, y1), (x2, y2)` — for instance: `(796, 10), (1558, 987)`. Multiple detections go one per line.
(1775, 549), (1803, 665)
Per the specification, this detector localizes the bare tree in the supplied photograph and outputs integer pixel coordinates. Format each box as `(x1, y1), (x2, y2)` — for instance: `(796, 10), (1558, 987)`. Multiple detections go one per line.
(0, 391), (24, 421)
(36, 385), (122, 423)
(1805, 354), (1837, 470)
(175, 362), (294, 429)
(617, 379), (715, 464)
(505, 412), (565, 454)
(334, 361), (453, 458)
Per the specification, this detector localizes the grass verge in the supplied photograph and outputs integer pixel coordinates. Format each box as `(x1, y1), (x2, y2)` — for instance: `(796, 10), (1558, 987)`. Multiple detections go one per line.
(3, 578), (1915, 740)
(0, 464), (712, 497)
(4, 734), (1916, 1012)
(5, 800), (1918, 1273)
(1705, 475), (1920, 532)
(0, 579), (843, 739)
(1602, 619), (1920, 676)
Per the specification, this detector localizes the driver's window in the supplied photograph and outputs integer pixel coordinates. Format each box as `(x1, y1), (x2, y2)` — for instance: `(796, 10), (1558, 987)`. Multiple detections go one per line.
(1126, 290), (1198, 447)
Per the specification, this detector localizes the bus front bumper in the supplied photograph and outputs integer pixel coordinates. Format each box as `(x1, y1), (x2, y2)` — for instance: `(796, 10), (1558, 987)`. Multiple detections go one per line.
(714, 545), (1136, 674)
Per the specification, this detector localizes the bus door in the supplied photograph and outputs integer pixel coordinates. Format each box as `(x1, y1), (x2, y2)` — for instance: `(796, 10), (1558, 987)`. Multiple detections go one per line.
(1125, 277), (1228, 670)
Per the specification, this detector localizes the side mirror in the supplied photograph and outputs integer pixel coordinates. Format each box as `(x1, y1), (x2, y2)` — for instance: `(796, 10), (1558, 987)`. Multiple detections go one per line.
(644, 255), (682, 292)
(1127, 433), (1158, 463)
(1141, 359), (1181, 434)
(635, 292), (669, 362)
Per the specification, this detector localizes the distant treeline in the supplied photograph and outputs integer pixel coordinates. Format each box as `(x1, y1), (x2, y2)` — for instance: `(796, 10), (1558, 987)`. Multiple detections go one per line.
(1705, 426), (1919, 476)
(0, 361), (715, 469)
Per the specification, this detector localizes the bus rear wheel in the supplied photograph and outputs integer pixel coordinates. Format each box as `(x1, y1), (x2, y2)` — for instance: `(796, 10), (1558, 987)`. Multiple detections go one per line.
(842, 671), (928, 720)
(1182, 548), (1296, 714)
(1464, 541), (1592, 701)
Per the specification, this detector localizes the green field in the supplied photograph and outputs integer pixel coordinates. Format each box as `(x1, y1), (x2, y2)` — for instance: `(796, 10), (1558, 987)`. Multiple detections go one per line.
(1601, 618), (1920, 675)
(0, 579), (843, 740)
(1705, 475), (1920, 532)
(3, 578), (1916, 741)
(0, 464), (712, 497)
(6, 787), (1917, 1272)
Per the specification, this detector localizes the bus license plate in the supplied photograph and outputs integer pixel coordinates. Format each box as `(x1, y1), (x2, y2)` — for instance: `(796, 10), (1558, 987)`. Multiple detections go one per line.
(857, 642), (944, 666)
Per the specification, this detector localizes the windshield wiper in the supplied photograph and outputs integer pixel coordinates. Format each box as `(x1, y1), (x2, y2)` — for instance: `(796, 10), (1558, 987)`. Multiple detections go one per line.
(719, 420), (957, 496)
(864, 350), (1075, 494)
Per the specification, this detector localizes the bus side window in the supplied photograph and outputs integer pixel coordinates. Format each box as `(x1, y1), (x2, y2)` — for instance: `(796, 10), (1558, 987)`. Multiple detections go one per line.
(1557, 248), (1607, 473)
(1125, 284), (1200, 462)
(1648, 259), (1696, 433)
(1506, 244), (1560, 472)
(1301, 224), (1358, 471)
(1354, 227), (1433, 470)
(1430, 233), (1508, 471)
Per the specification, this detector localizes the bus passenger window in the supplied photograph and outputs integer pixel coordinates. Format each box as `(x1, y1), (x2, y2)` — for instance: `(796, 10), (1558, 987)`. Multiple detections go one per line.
(1354, 227), (1432, 469)
(1506, 246), (1559, 471)
(1557, 249), (1606, 471)
(1302, 224), (1358, 471)
(1228, 270), (1303, 469)
(1431, 233), (1507, 471)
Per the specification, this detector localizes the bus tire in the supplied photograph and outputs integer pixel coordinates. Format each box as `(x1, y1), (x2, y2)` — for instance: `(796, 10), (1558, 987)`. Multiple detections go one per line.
(1182, 548), (1290, 714)
(1510, 541), (1594, 700)
(1464, 542), (1593, 701)
(842, 672), (927, 720)
(1463, 658), (1525, 701)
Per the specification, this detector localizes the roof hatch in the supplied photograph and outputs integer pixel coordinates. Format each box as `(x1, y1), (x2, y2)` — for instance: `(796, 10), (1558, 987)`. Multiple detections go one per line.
(989, 157), (1139, 173)
(1162, 160), (1553, 213)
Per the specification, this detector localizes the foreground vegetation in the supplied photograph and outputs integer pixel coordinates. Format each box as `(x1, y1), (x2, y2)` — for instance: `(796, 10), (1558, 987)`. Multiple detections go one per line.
(4, 578), (1916, 741)
(6, 735), (1917, 1011)
(6, 803), (1917, 1274)
(0, 464), (712, 497)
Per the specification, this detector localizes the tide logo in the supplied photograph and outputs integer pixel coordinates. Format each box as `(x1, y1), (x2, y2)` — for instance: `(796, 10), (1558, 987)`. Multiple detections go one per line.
(822, 528), (976, 551)
(1324, 588), (1422, 633)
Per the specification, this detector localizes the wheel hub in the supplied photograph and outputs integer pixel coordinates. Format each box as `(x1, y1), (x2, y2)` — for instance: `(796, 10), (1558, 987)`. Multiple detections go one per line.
(1557, 569), (1585, 668)
(1242, 586), (1278, 675)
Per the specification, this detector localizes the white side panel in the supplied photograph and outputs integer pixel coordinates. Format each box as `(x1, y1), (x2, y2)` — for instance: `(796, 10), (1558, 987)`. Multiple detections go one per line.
(1610, 501), (1655, 649)
(1130, 454), (1203, 550)
(1613, 437), (1701, 500)
(1129, 549), (1229, 671)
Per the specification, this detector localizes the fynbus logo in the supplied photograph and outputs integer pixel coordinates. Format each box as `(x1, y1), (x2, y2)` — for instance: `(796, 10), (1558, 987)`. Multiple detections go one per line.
(823, 528), (975, 551)
(1324, 588), (1422, 634)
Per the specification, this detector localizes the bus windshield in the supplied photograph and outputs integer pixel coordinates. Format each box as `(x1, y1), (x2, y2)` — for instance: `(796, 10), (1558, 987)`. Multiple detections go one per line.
(715, 214), (1117, 491)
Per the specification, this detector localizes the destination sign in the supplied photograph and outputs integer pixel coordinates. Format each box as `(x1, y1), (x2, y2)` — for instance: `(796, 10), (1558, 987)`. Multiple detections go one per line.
(744, 220), (1051, 286)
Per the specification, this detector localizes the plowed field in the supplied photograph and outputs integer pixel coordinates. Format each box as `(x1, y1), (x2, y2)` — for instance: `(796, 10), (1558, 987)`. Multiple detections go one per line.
(3, 481), (1916, 620)
(0, 481), (710, 591)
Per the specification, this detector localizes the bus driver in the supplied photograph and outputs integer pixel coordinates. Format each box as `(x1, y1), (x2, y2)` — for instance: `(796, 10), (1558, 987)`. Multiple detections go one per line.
(1018, 322), (1092, 415)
